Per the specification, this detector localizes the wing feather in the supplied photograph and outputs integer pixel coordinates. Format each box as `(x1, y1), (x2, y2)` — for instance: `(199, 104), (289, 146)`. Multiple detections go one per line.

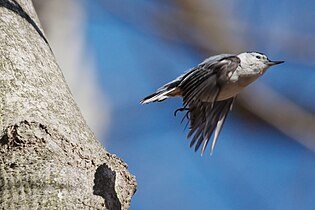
(187, 98), (235, 155)
(176, 56), (240, 154)
(179, 56), (240, 108)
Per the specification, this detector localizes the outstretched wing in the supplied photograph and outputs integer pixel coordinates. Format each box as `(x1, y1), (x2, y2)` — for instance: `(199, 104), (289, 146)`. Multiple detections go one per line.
(187, 98), (235, 155)
(179, 55), (240, 107)
(177, 55), (240, 155)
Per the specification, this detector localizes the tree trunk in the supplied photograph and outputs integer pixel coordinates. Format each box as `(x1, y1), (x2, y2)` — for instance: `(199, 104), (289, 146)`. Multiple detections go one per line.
(0, 0), (136, 209)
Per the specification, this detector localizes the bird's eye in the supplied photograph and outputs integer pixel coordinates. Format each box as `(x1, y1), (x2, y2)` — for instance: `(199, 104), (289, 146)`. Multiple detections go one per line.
(256, 55), (261, 59)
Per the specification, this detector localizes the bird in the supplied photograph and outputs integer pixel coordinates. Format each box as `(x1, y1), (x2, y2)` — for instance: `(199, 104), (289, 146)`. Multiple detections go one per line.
(140, 52), (284, 156)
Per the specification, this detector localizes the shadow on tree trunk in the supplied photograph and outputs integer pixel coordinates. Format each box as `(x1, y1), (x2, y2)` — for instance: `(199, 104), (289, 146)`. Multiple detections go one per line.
(94, 163), (121, 210)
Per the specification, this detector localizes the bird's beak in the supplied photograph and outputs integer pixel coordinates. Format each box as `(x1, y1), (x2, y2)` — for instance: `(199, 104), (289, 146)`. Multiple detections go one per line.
(268, 60), (284, 66)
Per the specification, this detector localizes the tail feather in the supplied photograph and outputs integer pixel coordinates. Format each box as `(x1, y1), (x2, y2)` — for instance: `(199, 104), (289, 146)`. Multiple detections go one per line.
(141, 76), (183, 104)
(140, 87), (177, 104)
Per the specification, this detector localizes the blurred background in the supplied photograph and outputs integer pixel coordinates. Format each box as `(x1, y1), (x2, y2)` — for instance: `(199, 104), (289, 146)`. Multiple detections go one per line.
(34, 0), (315, 209)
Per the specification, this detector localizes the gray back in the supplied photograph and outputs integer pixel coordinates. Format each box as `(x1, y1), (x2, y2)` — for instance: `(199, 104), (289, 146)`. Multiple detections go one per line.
(200, 54), (236, 65)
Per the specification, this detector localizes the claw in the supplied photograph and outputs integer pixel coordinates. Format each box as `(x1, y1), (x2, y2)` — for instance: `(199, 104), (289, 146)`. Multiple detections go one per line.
(174, 107), (189, 116)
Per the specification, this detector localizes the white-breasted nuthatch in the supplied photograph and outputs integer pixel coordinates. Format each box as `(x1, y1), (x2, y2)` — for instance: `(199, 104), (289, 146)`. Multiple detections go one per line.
(140, 52), (284, 156)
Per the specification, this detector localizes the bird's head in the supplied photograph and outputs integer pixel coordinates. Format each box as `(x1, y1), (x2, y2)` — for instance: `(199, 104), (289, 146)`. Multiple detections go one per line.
(238, 52), (284, 74)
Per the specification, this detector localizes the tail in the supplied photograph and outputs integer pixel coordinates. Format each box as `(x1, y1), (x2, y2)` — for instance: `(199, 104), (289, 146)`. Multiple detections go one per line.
(140, 87), (178, 104)
(140, 79), (182, 104)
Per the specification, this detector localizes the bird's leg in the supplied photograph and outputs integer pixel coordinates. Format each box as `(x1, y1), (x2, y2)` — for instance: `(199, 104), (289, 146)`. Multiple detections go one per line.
(174, 107), (191, 131)
(174, 107), (189, 117)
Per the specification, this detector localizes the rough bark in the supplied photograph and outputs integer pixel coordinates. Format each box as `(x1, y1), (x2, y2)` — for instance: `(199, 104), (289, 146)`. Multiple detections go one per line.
(0, 0), (136, 209)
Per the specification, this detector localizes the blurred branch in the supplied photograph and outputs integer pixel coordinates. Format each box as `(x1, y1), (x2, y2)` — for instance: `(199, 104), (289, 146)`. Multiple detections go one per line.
(154, 0), (315, 151)
(170, 0), (243, 53)
(98, 0), (239, 54)
(257, 29), (315, 66)
(170, 0), (315, 151)
(239, 83), (315, 152)
(100, 0), (315, 151)
(101, 0), (315, 65)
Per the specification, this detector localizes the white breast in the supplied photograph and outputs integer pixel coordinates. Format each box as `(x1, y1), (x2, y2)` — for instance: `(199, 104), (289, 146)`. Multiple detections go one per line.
(216, 73), (260, 101)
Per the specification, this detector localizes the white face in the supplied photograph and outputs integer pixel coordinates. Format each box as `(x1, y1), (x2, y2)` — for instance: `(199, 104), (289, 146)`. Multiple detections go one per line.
(237, 52), (270, 74)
